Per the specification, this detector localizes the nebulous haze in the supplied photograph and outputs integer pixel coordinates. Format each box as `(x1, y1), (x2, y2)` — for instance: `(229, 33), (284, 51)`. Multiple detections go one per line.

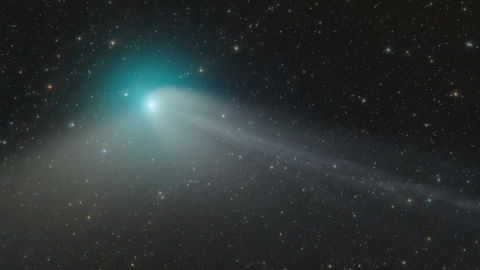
(2, 1), (480, 269)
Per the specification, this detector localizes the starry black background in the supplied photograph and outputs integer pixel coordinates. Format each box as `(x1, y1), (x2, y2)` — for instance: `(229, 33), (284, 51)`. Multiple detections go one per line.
(1, 0), (480, 269)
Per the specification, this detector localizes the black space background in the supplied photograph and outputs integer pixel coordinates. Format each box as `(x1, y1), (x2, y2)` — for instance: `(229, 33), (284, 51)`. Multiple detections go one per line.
(1, 0), (480, 269)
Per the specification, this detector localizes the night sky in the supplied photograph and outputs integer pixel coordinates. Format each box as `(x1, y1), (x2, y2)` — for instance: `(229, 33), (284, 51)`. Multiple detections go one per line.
(2, 0), (480, 269)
